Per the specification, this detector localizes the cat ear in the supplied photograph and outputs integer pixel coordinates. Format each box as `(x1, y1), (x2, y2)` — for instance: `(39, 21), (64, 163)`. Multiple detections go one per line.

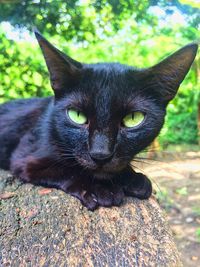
(149, 43), (198, 102)
(35, 31), (83, 96)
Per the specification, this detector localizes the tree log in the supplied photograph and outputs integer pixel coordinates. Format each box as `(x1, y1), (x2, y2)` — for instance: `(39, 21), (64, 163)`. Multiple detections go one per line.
(0, 169), (182, 266)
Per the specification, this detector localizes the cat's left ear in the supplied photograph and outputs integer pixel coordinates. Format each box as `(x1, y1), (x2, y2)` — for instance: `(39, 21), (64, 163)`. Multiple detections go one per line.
(149, 43), (198, 102)
(35, 31), (83, 97)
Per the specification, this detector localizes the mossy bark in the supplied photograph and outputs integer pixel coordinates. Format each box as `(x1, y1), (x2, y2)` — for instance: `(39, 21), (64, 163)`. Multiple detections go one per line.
(0, 169), (182, 266)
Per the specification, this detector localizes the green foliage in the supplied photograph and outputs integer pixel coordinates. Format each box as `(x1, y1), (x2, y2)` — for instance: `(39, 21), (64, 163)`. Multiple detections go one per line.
(159, 83), (199, 145)
(193, 206), (200, 216)
(194, 206), (200, 242)
(175, 186), (188, 196)
(0, 0), (154, 42)
(196, 228), (200, 242)
(156, 187), (174, 210)
(0, 29), (51, 103)
(0, 0), (199, 41)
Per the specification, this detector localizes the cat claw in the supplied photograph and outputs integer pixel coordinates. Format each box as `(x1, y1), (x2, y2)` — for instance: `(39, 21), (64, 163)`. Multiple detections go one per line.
(71, 183), (125, 211)
(80, 191), (99, 211)
(94, 183), (124, 208)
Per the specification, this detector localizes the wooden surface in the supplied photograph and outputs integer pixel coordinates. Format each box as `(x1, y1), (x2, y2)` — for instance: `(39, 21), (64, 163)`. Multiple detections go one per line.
(0, 169), (182, 266)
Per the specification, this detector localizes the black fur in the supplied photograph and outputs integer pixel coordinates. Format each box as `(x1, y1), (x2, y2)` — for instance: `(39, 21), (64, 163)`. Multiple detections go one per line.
(0, 33), (198, 210)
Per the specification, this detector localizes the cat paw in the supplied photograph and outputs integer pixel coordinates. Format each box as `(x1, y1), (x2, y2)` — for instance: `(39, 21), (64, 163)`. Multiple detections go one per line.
(67, 182), (124, 211)
(93, 183), (124, 207)
(79, 190), (99, 211)
(123, 172), (152, 199)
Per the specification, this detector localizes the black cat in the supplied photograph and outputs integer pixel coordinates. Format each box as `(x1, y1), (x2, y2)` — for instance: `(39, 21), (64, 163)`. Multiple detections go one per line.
(0, 32), (198, 210)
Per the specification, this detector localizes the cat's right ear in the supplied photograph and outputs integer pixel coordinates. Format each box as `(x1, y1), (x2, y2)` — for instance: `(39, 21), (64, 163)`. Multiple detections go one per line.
(147, 43), (198, 103)
(35, 31), (83, 97)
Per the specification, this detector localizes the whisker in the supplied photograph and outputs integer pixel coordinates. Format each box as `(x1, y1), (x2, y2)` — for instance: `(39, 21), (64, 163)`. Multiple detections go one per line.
(129, 162), (143, 172)
(150, 177), (163, 195)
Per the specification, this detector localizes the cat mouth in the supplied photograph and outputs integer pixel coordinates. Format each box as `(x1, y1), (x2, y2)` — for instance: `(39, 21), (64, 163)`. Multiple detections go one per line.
(76, 155), (127, 176)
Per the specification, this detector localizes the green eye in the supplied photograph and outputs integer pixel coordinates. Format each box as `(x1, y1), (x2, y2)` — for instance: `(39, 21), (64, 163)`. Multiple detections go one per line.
(123, 112), (145, 128)
(67, 108), (87, 125)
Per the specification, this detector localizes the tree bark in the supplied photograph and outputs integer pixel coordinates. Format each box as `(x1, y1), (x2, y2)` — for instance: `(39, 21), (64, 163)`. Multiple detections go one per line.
(0, 169), (182, 267)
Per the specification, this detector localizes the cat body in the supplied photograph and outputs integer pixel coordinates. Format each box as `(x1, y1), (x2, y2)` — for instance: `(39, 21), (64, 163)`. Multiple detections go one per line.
(0, 32), (198, 210)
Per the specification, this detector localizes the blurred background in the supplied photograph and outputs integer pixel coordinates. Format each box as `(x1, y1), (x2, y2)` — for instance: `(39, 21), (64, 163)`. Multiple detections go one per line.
(0, 0), (199, 265)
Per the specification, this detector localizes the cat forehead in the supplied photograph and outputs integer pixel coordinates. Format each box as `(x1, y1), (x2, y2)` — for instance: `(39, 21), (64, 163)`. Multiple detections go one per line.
(86, 62), (132, 71)
(55, 63), (147, 107)
(84, 62), (135, 77)
(57, 63), (148, 107)
(81, 62), (142, 93)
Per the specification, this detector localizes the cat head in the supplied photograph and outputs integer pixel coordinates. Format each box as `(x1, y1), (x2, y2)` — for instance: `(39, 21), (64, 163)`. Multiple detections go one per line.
(35, 31), (198, 178)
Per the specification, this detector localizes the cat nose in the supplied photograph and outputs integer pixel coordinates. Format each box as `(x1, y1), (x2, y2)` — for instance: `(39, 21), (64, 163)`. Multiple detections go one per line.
(89, 131), (115, 164)
(89, 150), (113, 164)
